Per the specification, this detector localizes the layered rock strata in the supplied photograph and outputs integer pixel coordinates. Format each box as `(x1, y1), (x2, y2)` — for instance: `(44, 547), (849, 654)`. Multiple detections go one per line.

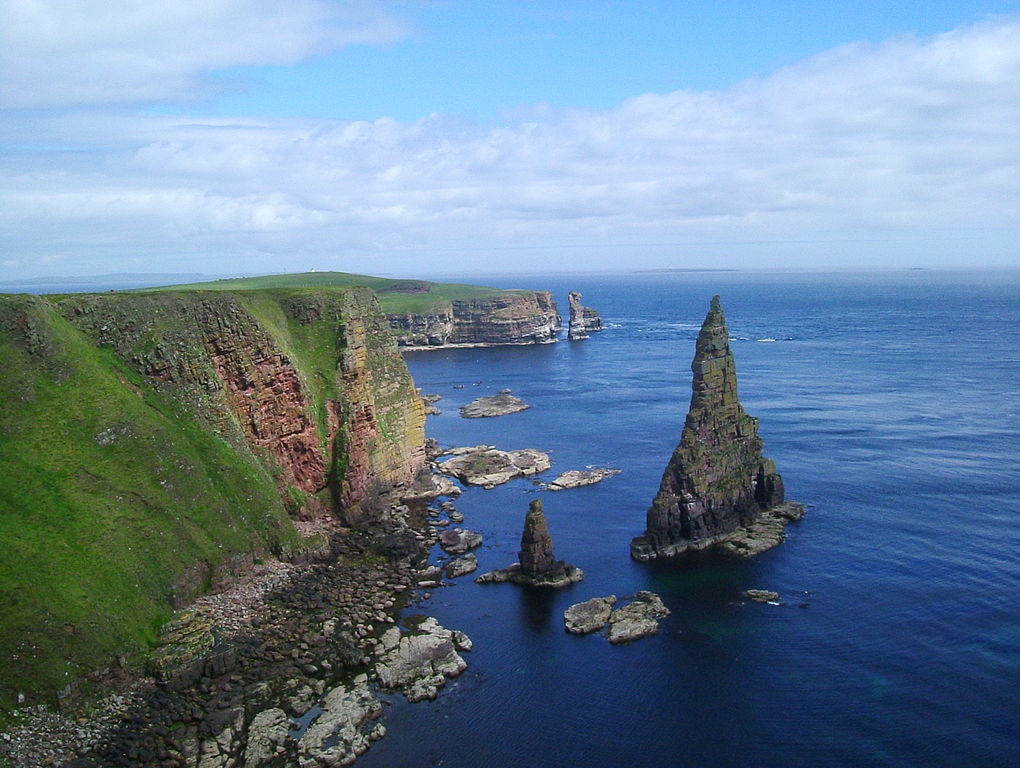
(59, 288), (427, 528)
(567, 291), (604, 340)
(631, 295), (801, 561)
(476, 500), (584, 587)
(389, 291), (561, 347)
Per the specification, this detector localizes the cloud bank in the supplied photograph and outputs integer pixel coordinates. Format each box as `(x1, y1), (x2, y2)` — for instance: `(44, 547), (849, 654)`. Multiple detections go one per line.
(2, 7), (1019, 277)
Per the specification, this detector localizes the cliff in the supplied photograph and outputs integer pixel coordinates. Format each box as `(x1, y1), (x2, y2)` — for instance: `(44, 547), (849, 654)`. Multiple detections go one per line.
(631, 296), (799, 561)
(0, 286), (426, 711)
(388, 290), (561, 347)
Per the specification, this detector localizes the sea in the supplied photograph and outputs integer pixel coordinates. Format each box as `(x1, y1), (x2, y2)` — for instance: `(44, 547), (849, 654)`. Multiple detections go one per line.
(357, 270), (1020, 768)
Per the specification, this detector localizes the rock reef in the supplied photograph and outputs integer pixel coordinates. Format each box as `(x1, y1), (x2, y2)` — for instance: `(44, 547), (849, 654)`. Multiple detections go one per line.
(459, 389), (530, 418)
(437, 445), (550, 488)
(563, 592), (670, 643)
(631, 295), (803, 561)
(476, 500), (584, 588)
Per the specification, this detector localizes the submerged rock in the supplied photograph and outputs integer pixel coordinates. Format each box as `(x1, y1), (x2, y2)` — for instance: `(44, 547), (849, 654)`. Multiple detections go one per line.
(631, 295), (802, 562)
(476, 499), (584, 588)
(743, 589), (780, 603)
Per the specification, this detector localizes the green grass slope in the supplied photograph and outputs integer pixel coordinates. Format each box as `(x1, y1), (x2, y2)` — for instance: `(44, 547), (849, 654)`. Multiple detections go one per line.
(152, 271), (528, 314)
(0, 296), (301, 713)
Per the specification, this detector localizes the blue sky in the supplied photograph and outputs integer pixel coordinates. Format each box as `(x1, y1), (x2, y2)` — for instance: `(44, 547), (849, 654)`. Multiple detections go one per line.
(2, 0), (1019, 279)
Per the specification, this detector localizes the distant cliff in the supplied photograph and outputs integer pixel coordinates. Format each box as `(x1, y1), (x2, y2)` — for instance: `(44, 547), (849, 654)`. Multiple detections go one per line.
(0, 286), (426, 710)
(387, 290), (561, 347)
(631, 296), (800, 561)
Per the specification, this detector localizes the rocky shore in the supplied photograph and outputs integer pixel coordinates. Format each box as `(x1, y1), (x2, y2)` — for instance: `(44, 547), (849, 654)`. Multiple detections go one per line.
(0, 510), (467, 768)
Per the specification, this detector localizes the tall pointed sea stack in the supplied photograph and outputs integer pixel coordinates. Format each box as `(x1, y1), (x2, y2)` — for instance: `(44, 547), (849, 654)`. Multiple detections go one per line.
(630, 296), (803, 561)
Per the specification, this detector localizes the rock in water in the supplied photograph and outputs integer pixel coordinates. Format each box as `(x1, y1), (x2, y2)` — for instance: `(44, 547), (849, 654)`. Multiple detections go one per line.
(630, 295), (802, 561)
(519, 499), (556, 575)
(567, 291), (604, 340)
(476, 499), (584, 588)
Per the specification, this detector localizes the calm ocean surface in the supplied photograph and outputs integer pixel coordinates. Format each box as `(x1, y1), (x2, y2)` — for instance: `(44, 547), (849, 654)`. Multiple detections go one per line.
(360, 270), (1020, 768)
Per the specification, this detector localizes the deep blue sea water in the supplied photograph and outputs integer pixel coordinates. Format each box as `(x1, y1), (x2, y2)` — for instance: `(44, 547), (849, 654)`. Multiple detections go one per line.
(359, 270), (1020, 768)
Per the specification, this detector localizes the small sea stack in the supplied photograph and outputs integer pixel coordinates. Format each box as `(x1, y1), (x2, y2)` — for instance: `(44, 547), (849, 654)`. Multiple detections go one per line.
(630, 295), (804, 561)
(567, 291), (604, 341)
(476, 499), (584, 587)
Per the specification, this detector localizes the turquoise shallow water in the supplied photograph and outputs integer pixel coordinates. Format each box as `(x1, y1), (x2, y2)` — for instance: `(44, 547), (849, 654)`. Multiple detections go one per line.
(359, 270), (1020, 768)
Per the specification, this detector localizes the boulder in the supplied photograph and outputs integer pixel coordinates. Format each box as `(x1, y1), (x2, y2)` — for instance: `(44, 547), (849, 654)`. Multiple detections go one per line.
(444, 554), (478, 579)
(438, 528), (483, 555)
(243, 708), (290, 768)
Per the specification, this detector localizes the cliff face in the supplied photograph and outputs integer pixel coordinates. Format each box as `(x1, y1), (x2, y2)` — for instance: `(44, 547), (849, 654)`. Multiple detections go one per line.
(389, 291), (561, 347)
(59, 288), (425, 525)
(631, 296), (787, 561)
(0, 287), (426, 709)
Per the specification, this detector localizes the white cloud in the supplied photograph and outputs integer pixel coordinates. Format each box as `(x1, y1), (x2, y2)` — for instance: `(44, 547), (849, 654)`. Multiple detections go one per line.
(0, 0), (410, 108)
(1, 14), (1019, 276)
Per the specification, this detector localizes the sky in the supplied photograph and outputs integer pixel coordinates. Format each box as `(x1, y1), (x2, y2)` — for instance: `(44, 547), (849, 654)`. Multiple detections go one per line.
(2, 1), (1019, 280)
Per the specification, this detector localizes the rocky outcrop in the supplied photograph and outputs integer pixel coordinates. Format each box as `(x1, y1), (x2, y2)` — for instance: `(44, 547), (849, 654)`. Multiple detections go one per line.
(563, 596), (617, 634)
(539, 467), (621, 491)
(438, 446), (551, 488)
(390, 291), (561, 347)
(476, 499), (584, 588)
(373, 617), (471, 702)
(631, 295), (801, 561)
(567, 291), (604, 341)
(460, 389), (530, 418)
(607, 592), (671, 644)
(563, 592), (670, 643)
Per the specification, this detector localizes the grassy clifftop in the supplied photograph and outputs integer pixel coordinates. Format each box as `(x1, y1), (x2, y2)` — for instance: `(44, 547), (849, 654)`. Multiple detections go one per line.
(0, 284), (425, 714)
(154, 271), (526, 314)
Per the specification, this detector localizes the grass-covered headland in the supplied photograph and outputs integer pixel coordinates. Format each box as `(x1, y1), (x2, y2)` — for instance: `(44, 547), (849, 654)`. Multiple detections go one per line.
(0, 272), (478, 717)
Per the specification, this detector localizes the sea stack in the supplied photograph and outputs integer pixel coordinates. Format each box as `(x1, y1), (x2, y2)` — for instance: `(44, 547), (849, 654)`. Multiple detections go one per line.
(567, 291), (604, 340)
(476, 499), (584, 587)
(630, 296), (803, 561)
